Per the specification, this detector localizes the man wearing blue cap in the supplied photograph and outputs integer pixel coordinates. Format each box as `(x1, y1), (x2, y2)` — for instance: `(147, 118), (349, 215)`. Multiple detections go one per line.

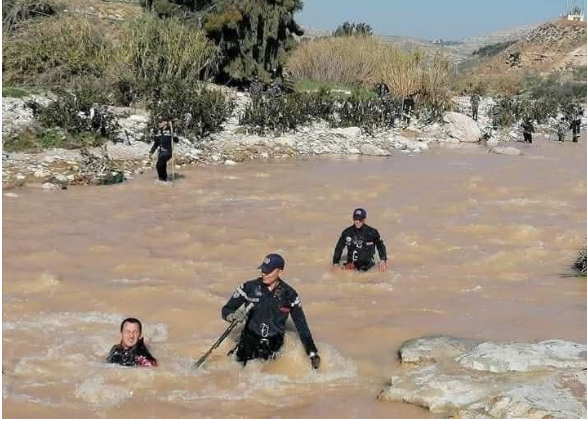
(332, 208), (388, 272)
(221, 254), (321, 369)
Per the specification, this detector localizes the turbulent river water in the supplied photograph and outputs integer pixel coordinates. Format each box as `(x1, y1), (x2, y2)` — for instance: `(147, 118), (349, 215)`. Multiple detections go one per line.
(3, 139), (587, 418)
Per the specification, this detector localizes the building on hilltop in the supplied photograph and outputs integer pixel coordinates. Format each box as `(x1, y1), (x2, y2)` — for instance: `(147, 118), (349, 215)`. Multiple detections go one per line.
(562, 0), (585, 21)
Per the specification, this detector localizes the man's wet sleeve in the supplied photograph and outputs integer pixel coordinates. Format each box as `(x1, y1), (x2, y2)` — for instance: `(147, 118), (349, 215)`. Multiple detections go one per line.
(290, 297), (318, 355)
(221, 284), (247, 321)
(375, 229), (388, 261)
(106, 345), (122, 364)
(149, 136), (159, 154)
(332, 231), (347, 264)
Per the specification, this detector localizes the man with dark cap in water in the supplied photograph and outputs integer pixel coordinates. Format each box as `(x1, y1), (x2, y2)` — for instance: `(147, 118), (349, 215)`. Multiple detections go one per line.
(222, 253), (321, 369)
(332, 208), (388, 272)
(149, 116), (178, 182)
(106, 318), (158, 367)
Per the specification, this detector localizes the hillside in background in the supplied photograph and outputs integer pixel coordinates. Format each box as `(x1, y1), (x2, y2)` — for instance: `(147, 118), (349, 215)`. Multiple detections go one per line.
(472, 19), (587, 75)
(301, 22), (541, 64)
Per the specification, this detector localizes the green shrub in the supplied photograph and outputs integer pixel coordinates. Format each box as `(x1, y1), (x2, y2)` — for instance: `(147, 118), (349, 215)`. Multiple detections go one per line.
(27, 88), (120, 139)
(336, 91), (399, 134)
(2, 128), (107, 152)
(125, 14), (217, 94)
(148, 80), (234, 139)
(240, 88), (401, 135)
(574, 242), (587, 277)
(472, 40), (516, 58)
(2, 87), (31, 98)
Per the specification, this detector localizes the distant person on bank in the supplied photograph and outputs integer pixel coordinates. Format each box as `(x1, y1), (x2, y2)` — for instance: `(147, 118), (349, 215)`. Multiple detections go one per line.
(332, 208), (388, 272)
(149, 116), (178, 182)
(521, 118), (535, 144)
(106, 318), (158, 367)
(470, 92), (481, 121)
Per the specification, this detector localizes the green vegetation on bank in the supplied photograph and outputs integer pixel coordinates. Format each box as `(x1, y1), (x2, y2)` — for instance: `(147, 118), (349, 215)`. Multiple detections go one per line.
(472, 40), (516, 58)
(2, 86), (33, 98)
(575, 243), (587, 277)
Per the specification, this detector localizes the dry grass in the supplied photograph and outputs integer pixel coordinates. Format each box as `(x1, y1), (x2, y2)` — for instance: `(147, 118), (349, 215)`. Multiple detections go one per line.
(2, 11), (216, 99)
(2, 15), (114, 85)
(287, 35), (457, 111)
(286, 36), (384, 86)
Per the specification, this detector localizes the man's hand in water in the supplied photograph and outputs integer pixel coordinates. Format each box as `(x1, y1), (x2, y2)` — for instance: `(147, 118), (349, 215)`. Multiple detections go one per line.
(310, 352), (321, 370)
(380, 260), (388, 272)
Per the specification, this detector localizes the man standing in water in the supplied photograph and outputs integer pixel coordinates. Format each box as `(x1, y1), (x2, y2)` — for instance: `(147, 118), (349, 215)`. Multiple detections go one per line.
(106, 318), (158, 367)
(521, 117), (535, 144)
(222, 253), (321, 369)
(332, 208), (388, 272)
(149, 116), (177, 182)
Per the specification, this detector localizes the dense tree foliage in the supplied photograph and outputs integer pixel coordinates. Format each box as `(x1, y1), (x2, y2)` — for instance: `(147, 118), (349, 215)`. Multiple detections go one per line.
(141, 0), (304, 83)
(332, 21), (373, 37)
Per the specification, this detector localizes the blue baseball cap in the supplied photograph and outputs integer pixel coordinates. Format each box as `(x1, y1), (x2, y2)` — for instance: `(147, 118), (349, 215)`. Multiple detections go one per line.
(258, 253), (285, 274)
(353, 208), (367, 220)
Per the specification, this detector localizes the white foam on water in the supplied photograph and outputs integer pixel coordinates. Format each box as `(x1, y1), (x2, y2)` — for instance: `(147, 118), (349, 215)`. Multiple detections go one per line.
(110, 277), (153, 285)
(74, 376), (132, 408)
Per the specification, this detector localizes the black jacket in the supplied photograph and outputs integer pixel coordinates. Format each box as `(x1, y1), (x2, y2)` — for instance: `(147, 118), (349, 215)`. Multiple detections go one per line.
(149, 128), (177, 155)
(222, 278), (318, 355)
(522, 121), (535, 134)
(106, 339), (158, 367)
(333, 224), (387, 265)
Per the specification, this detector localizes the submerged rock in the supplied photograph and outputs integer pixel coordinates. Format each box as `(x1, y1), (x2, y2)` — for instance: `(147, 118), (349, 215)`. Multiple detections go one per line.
(378, 335), (587, 418)
(490, 146), (523, 156)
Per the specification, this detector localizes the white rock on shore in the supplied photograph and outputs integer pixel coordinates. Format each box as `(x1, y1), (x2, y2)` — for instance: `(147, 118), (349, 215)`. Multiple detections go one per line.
(443, 112), (483, 143)
(378, 335), (587, 418)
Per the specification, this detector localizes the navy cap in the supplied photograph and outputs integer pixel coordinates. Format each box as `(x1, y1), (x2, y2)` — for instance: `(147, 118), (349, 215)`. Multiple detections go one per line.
(258, 253), (285, 274)
(353, 208), (367, 220)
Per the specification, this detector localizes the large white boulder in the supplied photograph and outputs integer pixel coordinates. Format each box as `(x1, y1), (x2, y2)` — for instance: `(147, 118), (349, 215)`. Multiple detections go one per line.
(378, 336), (587, 418)
(443, 112), (483, 143)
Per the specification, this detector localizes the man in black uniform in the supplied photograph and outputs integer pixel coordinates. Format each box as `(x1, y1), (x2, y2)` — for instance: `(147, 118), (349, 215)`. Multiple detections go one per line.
(149, 116), (177, 182)
(222, 253), (321, 369)
(332, 208), (388, 272)
(470, 92), (481, 121)
(403, 94), (415, 125)
(521, 117), (535, 144)
(571, 109), (582, 143)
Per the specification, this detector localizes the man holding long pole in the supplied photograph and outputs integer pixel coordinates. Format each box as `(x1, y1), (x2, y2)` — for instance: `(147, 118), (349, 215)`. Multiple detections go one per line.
(221, 253), (321, 369)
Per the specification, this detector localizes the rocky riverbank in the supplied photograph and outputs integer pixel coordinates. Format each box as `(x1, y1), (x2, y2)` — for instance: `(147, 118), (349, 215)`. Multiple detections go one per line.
(1, 91), (578, 190)
(378, 335), (587, 418)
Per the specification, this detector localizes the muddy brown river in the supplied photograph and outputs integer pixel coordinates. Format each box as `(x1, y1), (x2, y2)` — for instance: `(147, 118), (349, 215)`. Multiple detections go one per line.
(3, 139), (587, 418)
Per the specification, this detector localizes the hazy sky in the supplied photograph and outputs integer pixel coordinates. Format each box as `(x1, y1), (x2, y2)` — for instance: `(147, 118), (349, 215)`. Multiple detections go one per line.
(296, 0), (581, 40)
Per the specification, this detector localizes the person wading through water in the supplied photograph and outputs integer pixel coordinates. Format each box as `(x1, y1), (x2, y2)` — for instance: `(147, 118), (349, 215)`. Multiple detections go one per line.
(221, 254), (321, 369)
(149, 116), (178, 183)
(521, 117), (535, 144)
(106, 318), (158, 367)
(332, 208), (388, 272)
